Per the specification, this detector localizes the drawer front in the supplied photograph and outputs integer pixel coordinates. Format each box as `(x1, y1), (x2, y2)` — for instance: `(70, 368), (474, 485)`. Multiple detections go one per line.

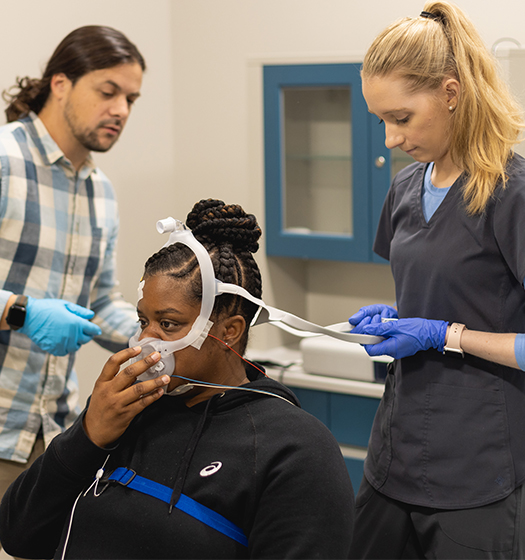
(291, 387), (380, 492)
(292, 387), (330, 426)
(291, 388), (381, 446)
(330, 393), (380, 447)
(343, 456), (365, 493)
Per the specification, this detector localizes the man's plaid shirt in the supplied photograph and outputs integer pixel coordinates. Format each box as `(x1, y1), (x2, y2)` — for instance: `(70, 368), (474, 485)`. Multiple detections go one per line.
(0, 112), (137, 463)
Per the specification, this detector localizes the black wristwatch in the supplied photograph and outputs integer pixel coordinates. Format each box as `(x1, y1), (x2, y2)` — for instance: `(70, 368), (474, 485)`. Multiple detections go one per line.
(6, 295), (28, 331)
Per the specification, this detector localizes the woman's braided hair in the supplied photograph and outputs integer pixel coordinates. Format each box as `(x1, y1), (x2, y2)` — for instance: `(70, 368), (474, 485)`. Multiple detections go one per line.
(143, 199), (262, 353)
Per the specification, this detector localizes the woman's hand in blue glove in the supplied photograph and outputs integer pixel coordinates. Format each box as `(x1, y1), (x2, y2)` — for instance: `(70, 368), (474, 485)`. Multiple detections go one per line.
(349, 304), (398, 332)
(19, 297), (102, 356)
(356, 317), (448, 359)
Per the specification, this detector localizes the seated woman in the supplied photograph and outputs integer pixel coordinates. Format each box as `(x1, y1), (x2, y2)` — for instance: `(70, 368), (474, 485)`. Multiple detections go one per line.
(0, 199), (355, 559)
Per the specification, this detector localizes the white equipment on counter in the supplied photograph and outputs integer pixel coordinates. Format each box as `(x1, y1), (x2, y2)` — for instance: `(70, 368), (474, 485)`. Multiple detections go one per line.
(300, 335), (392, 382)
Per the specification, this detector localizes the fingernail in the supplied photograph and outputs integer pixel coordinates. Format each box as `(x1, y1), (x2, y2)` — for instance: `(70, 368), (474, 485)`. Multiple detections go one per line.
(152, 352), (161, 361)
(161, 375), (170, 384)
(133, 346), (141, 351)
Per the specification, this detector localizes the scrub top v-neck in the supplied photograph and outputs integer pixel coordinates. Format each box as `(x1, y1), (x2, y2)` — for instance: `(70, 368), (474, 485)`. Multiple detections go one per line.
(421, 162), (452, 223)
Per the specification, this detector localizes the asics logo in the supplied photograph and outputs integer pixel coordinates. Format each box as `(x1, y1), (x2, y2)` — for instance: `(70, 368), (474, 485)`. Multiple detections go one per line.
(200, 461), (222, 477)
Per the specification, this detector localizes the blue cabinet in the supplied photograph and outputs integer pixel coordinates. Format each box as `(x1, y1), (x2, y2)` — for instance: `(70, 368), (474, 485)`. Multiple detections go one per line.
(263, 63), (409, 263)
(291, 386), (381, 492)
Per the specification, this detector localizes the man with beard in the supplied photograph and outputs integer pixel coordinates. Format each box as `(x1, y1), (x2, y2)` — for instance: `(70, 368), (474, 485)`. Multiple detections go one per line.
(0, 25), (145, 526)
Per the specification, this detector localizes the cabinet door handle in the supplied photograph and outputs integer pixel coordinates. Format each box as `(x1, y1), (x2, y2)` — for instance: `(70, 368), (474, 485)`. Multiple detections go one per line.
(375, 156), (386, 168)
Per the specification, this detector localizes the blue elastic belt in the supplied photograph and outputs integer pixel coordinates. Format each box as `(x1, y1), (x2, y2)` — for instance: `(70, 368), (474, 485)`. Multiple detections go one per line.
(108, 467), (248, 547)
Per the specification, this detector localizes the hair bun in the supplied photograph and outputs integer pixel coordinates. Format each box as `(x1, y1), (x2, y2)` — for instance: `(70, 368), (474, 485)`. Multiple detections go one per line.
(186, 199), (261, 254)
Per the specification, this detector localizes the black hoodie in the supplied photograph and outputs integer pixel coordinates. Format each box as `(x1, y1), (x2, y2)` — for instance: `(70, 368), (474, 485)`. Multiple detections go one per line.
(0, 366), (355, 559)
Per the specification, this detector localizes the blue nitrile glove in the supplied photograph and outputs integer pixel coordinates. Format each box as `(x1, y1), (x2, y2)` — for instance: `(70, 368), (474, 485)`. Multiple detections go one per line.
(19, 296), (102, 356)
(355, 318), (448, 359)
(349, 304), (398, 332)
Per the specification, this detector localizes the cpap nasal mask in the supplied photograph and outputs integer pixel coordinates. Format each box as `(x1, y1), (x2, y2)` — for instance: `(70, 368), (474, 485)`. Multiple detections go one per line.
(129, 217), (382, 391)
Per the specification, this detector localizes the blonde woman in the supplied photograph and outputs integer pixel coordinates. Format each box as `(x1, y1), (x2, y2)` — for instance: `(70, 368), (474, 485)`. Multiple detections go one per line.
(348, 2), (525, 558)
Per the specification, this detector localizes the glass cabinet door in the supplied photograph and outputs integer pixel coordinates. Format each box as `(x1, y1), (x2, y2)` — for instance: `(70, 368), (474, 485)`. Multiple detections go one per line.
(283, 86), (353, 236)
(263, 64), (414, 263)
(264, 64), (371, 262)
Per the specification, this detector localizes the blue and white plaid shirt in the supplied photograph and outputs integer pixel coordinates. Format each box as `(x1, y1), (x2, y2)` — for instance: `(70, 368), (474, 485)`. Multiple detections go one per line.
(0, 112), (138, 462)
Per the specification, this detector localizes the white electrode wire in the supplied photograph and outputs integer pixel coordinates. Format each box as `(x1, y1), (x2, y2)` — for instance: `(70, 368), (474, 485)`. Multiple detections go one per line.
(171, 375), (296, 406)
(60, 454), (110, 560)
(92, 454), (111, 497)
(61, 491), (82, 560)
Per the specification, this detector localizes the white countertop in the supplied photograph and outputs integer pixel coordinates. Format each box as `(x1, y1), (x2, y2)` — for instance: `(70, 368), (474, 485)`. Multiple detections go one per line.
(247, 346), (385, 399)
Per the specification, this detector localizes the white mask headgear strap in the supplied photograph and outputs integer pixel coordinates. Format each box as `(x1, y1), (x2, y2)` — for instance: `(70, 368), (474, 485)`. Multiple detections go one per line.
(214, 282), (381, 344)
(132, 218), (215, 357)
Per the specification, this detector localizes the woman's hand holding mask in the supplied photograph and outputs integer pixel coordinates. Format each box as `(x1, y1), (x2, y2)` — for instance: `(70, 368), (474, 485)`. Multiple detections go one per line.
(83, 346), (170, 448)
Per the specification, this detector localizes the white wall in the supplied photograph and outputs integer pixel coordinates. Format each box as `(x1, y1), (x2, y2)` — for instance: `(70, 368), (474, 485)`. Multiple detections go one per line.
(2, 0), (523, 405)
